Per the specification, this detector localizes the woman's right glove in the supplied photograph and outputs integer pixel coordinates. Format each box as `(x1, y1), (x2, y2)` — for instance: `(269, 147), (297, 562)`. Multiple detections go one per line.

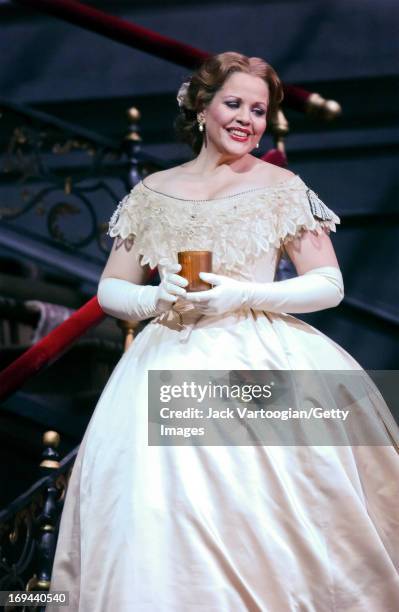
(97, 258), (188, 321)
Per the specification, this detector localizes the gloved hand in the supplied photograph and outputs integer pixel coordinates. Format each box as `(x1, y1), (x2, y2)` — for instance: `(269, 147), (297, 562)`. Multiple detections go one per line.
(185, 274), (247, 315)
(185, 266), (344, 316)
(155, 259), (189, 312)
(97, 258), (188, 321)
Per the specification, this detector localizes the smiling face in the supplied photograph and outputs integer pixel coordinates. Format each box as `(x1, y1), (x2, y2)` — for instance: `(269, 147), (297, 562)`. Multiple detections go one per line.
(200, 71), (269, 156)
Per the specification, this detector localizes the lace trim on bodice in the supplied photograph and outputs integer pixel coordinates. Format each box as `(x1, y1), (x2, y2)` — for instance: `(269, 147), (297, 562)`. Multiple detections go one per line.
(107, 175), (340, 273)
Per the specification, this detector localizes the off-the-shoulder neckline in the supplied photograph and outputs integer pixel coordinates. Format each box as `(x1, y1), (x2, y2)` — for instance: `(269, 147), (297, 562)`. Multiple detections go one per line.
(140, 174), (301, 202)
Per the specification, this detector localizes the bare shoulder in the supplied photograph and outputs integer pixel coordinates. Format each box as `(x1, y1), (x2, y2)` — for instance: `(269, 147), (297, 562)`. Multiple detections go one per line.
(253, 160), (296, 185)
(142, 167), (182, 190)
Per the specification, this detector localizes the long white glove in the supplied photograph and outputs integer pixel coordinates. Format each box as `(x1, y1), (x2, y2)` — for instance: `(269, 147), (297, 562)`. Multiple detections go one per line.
(97, 260), (188, 321)
(185, 266), (344, 316)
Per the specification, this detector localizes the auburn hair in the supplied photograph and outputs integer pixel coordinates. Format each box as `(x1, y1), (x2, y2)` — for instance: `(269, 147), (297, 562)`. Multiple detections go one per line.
(174, 51), (284, 154)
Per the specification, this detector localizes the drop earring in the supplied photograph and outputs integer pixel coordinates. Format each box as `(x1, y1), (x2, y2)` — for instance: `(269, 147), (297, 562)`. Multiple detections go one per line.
(198, 117), (207, 147)
(255, 143), (259, 149)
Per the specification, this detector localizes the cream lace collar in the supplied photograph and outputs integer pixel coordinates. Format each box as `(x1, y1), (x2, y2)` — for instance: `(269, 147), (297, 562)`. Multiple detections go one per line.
(107, 175), (340, 274)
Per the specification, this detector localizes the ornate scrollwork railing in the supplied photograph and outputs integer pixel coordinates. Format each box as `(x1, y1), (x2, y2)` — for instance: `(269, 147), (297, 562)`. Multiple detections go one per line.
(0, 432), (76, 611)
(0, 99), (158, 263)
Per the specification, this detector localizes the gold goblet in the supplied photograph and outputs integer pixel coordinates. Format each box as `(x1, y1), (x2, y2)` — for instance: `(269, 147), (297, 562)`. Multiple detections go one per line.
(177, 251), (213, 292)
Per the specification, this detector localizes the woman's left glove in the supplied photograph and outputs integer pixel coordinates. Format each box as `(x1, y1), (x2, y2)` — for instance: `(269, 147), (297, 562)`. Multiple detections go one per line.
(185, 267), (344, 316)
(185, 273), (248, 315)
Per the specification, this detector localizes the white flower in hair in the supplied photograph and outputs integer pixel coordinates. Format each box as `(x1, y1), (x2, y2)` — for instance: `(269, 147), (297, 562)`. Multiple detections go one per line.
(176, 80), (190, 108)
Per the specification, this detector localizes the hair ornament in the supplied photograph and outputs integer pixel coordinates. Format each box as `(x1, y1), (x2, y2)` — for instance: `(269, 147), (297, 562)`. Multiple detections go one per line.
(176, 80), (191, 108)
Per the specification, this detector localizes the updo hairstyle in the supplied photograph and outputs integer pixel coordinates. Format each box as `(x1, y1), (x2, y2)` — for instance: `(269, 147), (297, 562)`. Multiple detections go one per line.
(174, 51), (284, 154)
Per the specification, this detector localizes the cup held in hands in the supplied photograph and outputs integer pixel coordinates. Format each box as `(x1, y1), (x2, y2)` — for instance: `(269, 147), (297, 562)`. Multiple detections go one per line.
(177, 251), (213, 292)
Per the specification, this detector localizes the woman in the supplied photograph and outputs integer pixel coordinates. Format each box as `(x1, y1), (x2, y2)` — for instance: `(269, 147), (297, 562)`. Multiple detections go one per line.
(48, 52), (399, 611)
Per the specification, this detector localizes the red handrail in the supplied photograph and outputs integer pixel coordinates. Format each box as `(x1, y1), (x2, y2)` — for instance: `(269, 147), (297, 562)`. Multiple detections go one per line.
(14, 0), (317, 114)
(15, 0), (207, 67)
(0, 297), (105, 402)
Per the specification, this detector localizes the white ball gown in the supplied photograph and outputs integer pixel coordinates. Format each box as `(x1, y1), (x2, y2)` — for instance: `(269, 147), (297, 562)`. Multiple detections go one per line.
(47, 175), (399, 611)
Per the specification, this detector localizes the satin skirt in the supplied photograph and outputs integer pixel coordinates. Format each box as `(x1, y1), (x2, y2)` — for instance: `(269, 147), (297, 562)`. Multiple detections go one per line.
(47, 308), (399, 611)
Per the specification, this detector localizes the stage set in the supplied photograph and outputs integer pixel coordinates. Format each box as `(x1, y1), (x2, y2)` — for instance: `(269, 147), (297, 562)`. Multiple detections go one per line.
(0, 1), (398, 610)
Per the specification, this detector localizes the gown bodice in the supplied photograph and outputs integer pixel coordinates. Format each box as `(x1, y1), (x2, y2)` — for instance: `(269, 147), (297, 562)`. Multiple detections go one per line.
(107, 174), (341, 283)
